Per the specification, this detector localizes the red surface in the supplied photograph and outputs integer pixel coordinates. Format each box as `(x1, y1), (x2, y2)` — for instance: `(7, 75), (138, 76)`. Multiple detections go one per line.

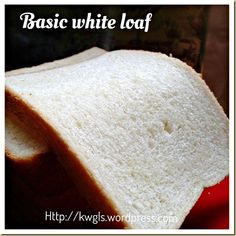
(181, 176), (229, 229)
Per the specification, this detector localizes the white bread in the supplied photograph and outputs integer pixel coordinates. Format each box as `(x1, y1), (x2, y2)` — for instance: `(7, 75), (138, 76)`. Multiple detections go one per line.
(5, 47), (106, 161)
(5, 50), (229, 229)
(6, 112), (48, 160)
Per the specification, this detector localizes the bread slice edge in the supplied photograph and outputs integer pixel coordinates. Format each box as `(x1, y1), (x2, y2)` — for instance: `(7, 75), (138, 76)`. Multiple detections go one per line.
(6, 86), (130, 229)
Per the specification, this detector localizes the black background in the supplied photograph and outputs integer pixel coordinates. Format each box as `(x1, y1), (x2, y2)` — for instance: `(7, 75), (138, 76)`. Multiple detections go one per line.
(5, 5), (208, 72)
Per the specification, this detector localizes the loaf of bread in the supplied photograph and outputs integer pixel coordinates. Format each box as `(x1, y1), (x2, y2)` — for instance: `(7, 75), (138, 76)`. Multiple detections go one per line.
(5, 50), (228, 229)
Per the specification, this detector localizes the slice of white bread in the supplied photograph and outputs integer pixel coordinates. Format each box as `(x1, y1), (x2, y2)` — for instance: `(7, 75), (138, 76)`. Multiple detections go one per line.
(6, 47), (106, 161)
(5, 50), (229, 229)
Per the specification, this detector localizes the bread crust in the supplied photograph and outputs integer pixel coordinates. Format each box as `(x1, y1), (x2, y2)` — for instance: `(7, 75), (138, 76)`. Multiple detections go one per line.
(6, 87), (129, 229)
(5, 47), (106, 77)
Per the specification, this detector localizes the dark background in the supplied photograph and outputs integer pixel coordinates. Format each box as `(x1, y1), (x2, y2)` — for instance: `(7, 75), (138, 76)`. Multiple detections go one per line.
(5, 5), (208, 72)
(5, 5), (229, 229)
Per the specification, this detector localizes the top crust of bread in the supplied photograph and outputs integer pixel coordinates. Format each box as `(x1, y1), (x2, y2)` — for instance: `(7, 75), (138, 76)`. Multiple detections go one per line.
(5, 50), (229, 229)
(5, 47), (106, 77)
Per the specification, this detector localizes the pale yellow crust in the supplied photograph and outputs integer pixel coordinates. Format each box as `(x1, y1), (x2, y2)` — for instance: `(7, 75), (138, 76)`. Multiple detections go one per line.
(5, 47), (106, 77)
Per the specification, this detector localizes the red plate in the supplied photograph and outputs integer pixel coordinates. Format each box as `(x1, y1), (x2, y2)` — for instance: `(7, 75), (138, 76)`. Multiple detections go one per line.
(181, 176), (229, 229)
